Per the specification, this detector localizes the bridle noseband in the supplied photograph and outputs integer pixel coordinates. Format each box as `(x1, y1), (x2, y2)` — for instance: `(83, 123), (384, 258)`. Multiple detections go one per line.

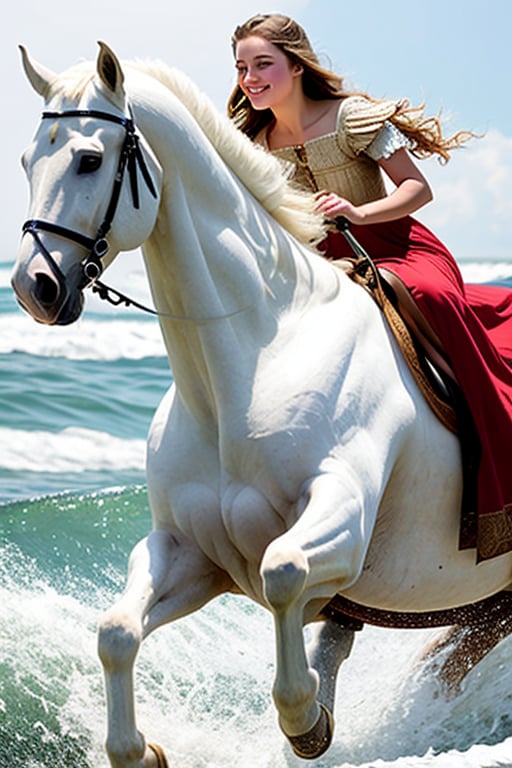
(22, 107), (157, 291)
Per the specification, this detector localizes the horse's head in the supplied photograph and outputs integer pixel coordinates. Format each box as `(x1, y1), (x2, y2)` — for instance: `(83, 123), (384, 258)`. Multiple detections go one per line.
(11, 43), (163, 325)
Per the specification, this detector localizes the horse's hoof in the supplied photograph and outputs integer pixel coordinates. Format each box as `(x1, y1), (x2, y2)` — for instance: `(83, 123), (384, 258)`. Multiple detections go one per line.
(286, 703), (334, 759)
(148, 743), (169, 768)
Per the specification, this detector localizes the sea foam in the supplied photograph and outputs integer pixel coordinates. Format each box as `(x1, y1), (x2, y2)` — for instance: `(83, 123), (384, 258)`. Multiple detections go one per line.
(0, 426), (146, 473)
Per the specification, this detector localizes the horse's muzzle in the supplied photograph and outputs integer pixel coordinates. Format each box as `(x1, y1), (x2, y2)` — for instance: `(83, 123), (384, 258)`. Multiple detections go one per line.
(11, 251), (84, 325)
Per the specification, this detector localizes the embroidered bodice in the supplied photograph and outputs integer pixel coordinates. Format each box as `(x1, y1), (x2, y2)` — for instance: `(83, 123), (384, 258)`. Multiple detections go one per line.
(255, 96), (409, 204)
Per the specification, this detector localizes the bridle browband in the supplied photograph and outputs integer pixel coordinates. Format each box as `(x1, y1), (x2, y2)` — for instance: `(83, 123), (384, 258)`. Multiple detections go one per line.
(22, 107), (157, 291)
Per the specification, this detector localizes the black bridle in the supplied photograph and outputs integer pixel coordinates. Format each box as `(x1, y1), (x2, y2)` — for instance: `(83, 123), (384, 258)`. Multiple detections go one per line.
(19, 106), (256, 324)
(22, 107), (157, 295)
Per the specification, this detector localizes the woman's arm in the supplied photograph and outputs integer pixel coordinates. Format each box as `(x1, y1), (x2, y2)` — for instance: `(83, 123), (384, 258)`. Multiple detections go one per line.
(315, 148), (433, 225)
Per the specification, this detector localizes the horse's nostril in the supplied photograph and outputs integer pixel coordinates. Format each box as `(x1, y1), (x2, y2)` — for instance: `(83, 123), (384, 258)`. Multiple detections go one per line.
(34, 271), (60, 306)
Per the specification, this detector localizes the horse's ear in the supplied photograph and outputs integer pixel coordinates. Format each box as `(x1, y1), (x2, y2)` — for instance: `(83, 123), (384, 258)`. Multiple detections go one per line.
(96, 41), (125, 97)
(19, 45), (56, 99)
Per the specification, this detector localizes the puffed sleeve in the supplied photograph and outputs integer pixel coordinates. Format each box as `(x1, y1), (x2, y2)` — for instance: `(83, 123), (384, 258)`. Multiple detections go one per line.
(340, 96), (402, 156)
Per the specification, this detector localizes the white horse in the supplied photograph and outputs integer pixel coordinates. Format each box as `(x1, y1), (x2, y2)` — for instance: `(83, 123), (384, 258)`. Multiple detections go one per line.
(12, 43), (512, 768)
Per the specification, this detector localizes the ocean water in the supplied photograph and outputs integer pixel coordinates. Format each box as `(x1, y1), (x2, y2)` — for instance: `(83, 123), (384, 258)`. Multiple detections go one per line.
(2, 256), (512, 768)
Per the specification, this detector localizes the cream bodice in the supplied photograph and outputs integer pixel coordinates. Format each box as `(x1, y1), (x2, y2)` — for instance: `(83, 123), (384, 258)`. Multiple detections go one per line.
(256, 96), (405, 205)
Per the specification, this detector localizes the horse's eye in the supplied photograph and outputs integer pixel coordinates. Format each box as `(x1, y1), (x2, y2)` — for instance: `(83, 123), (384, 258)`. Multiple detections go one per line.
(77, 153), (102, 174)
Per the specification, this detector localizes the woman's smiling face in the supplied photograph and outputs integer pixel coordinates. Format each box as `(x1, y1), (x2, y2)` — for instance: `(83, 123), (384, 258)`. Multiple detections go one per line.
(235, 36), (302, 111)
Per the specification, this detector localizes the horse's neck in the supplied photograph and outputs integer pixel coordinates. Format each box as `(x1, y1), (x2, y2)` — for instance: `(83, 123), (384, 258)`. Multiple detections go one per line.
(135, 89), (338, 426)
(142, 180), (282, 423)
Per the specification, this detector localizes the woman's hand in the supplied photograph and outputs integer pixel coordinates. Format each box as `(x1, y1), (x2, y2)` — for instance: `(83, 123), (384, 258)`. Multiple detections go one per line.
(315, 149), (433, 227)
(315, 191), (366, 224)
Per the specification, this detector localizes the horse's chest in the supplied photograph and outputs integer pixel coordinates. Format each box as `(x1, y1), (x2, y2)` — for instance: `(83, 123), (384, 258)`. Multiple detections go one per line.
(219, 482), (289, 562)
(168, 478), (289, 594)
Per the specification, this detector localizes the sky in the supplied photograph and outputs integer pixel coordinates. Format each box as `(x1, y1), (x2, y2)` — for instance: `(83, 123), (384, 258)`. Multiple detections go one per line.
(2, 0), (511, 268)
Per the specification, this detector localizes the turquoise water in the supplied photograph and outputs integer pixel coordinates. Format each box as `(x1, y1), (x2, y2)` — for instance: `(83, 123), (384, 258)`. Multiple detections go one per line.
(0, 487), (145, 767)
(2, 260), (512, 767)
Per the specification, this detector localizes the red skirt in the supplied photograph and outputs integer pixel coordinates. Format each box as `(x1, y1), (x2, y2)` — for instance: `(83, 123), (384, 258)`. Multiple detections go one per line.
(322, 217), (512, 561)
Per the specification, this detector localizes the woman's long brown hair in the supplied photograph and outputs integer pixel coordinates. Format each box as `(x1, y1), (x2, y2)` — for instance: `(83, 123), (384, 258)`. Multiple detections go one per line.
(228, 14), (475, 162)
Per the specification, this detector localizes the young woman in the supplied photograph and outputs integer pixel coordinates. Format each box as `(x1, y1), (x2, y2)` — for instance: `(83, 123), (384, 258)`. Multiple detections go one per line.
(228, 13), (512, 561)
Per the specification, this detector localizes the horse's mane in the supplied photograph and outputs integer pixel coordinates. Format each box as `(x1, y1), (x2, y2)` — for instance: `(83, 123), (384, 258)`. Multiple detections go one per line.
(135, 60), (327, 247)
(50, 58), (326, 247)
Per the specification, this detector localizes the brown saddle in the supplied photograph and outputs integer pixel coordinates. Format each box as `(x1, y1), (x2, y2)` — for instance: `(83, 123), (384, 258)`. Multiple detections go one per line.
(379, 268), (456, 384)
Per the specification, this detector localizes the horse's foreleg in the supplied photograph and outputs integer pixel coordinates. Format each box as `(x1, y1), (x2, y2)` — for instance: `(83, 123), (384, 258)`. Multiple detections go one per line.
(262, 546), (318, 727)
(262, 546), (333, 759)
(98, 529), (229, 768)
(261, 473), (370, 759)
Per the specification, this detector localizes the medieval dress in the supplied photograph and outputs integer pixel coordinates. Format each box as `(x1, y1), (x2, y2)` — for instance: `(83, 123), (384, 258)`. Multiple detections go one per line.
(257, 96), (512, 561)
